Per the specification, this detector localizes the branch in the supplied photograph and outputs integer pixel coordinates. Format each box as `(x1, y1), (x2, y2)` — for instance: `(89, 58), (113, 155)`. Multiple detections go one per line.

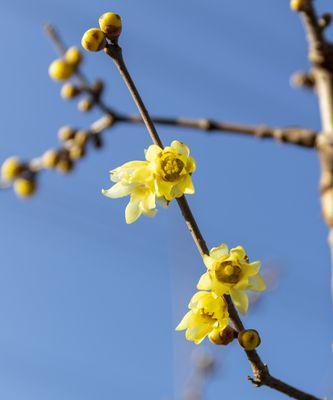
(45, 23), (317, 149)
(297, 3), (333, 244)
(116, 113), (317, 148)
(105, 41), (322, 400)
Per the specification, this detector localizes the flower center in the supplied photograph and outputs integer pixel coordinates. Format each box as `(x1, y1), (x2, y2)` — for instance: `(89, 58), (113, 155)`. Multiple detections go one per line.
(199, 308), (215, 323)
(160, 155), (184, 182)
(215, 261), (241, 284)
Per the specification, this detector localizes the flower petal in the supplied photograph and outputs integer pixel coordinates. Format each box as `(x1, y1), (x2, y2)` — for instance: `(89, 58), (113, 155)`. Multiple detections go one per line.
(203, 254), (215, 269)
(176, 311), (192, 331)
(141, 192), (156, 212)
(145, 144), (162, 161)
(186, 156), (196, 173)
(197, 272), (212, 290)
(177, 175), (195, 195)
(230, 288), (249, 315)
(125, 197), (141, 224)
(170, 140), (190, 157)
(246, 261), (261, 276)
(101, 182), (132, 198)
(186, 324), (212, 344)
(249, 275), (266, 292)
(210, 243), (229, 260)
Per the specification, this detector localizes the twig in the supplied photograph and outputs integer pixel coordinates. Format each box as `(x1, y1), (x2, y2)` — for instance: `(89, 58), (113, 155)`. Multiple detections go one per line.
(45, 23), (317, 149)
(115, 113), (317, 148)
(44, 23), (114, 116)
(104, 41), (322, 400)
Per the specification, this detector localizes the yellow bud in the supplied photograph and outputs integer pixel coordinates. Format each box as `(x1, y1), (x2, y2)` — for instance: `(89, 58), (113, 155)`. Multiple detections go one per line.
(42, 150), (59, 169)
(238, 329), (261, 351)
(57, 158), (74, 174)
(14, 178), (36, 198)
(65, 46), (83, 67)
(81, 28), (106, 52)
(74, 130), (89, 146)
(61, 83), (80, 99)
(69, 145), (85, 160)
(209, 326), (236, 346)
(99, 12), (122, 39)
(78, 98), (93, 112)
(290, 0), (308, 11)
(1, 157), (23, 181)
(58, 126), (75, 142)
(48, 59), (73, 81)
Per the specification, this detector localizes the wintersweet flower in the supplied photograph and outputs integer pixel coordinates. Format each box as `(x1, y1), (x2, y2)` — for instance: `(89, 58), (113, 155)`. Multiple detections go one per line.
(102, 160), (157, 224)
(176, 291), (229, 344)
(145, 140), (195, 201)
(197, 244), (266, 315)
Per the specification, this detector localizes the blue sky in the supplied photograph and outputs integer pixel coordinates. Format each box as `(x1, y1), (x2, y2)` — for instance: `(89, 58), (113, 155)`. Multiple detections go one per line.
(0, 1), (332, 399)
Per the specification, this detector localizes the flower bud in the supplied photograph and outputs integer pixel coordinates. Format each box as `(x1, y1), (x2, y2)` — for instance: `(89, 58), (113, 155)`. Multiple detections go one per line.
(14, 178), (36, 198)
(208, 326), (236, 345)
(65, 46), (83, 67)
(238, 329), (261, 351)
(78, 98), (93, 112)
(290, 0), (308, 11)
(69, 145), (85, 160)
(42, 149), (60, 169)
(61, 83), (80, 99)
(57, 158), (74, 174)
(99, 12), (122, 39)
(48, 59), (73, 81)
(58, 126), (75, 142)
(81, 28), (106, 52)
(74, 130), (89, 147)
(1, 157), (23, 181)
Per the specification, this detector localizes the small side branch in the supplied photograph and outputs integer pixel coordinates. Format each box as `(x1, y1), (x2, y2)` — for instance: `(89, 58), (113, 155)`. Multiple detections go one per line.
(116, 113), (317, 148)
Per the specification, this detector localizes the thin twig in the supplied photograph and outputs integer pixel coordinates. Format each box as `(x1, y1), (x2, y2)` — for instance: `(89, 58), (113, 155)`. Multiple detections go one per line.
(104, 42), (322, 400)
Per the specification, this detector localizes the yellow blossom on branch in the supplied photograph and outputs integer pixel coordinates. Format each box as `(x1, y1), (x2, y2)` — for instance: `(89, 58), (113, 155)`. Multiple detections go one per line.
(197, 244), (266, 314)
(102, 140), (195, 223)
(176, 291), (229, 344)
(102, 160), (157, 224)
(145, 140), (195, 201)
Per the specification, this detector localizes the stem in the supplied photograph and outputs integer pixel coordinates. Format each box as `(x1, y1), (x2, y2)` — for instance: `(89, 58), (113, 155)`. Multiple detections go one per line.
(104, 42), (322, 400)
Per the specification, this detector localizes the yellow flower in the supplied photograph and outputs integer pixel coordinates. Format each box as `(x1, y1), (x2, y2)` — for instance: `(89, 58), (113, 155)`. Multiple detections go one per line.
(176, 291), (229, 344)
(145, 140), (195, 201)
(102, 161), (157, 224)
(197, 244), (266, 314)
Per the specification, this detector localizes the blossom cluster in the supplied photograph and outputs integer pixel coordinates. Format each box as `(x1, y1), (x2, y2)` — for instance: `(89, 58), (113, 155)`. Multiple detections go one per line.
(102, 140), (196, 223)
(176, 243), (266, 345)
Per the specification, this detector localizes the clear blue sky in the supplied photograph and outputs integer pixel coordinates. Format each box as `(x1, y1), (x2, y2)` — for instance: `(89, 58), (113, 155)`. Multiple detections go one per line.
(0, 1), (332, 399)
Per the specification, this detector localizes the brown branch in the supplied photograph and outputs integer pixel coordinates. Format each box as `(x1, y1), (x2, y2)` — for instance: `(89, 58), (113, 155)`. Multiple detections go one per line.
(105, 41), (321, 400)
(116, 113), (317, 148)
(297, 2), (333, 239)
(45, 23), (317, 149)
